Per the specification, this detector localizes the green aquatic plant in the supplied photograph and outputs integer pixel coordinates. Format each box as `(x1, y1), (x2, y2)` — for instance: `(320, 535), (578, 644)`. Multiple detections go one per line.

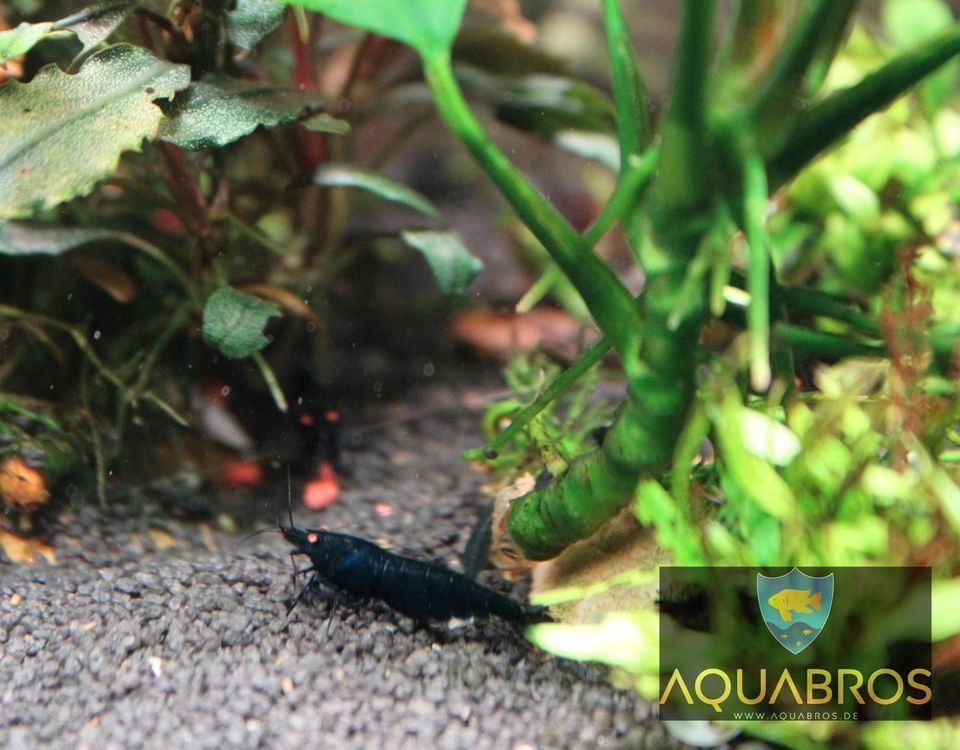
(280, 1), (960, 745)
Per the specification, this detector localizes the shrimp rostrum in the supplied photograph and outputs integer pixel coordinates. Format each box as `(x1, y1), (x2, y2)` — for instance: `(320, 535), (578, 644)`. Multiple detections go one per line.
(280, 524), (550, 626)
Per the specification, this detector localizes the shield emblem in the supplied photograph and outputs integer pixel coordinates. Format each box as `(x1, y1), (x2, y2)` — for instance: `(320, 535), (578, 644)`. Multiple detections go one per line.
(757, 568), (834, 654)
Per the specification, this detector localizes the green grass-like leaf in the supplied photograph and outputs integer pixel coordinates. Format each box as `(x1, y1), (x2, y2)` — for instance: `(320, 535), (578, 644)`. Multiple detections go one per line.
(0, 44), (190, 220)
(313, 163), (440, 218)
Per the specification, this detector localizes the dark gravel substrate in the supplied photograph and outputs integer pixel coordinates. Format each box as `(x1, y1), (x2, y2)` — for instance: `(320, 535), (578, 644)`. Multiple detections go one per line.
(0, 368), (704, 750)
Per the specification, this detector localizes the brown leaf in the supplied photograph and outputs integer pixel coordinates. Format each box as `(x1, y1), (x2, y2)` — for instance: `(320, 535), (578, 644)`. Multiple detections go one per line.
(241, 282), (326, 335)
(0, 456), (49, 512)
(147, 527), (177, 550)
(69, 254), (138, 303)
(450, 307), (590, 359)
(0, 529), (57, 564)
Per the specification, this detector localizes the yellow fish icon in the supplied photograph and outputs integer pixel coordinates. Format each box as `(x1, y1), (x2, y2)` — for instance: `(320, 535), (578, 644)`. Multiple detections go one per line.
(802, 629), (813, 635)
(767, 588), (822, 622)
(796, 641), (803, 647)
(780, 634), (788, 639)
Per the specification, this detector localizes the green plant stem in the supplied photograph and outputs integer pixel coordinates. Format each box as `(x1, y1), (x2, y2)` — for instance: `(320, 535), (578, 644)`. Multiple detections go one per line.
(584, 147), (659, 247)
(226, 212), (292, 258)
(768, 25), (960, 188)
(422, 52), (644, 382)
(516, 265), (562, 313)
(0, 304), (187, 425)
(253, 351), (289, 413)
(461, 334), (613, 462)
(772, 322), (884, 358)
(471, 147), (656, 456)
(506, 1), (716, 559)
(743, 152), (771, 390)
(603, 0), (652, 159)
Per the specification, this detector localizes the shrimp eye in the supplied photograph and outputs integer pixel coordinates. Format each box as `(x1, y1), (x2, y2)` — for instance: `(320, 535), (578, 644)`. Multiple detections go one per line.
(306, 532), (318, 544)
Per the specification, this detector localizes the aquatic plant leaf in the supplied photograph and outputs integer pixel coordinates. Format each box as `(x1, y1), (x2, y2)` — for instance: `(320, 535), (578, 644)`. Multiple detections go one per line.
(202, 287), (282, 359)
(158, 75), (338, 150)
(528, 612), (658, 672)
(737, 409), (801, 466)
(0, 222), (139, 255)
(226, 0), (287, 50)
(399, 230), (483, 295)
(0, 44), (190, 220)
(313, 163), (440, 218)
(282, 0), (467, 58)
(767, 25), (960, 188)
(67, 2), (136, 57)
(0, 21), (55, 64)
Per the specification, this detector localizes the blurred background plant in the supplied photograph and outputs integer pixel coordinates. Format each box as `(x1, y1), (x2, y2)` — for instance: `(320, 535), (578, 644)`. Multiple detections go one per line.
(0, 0), (505, 527)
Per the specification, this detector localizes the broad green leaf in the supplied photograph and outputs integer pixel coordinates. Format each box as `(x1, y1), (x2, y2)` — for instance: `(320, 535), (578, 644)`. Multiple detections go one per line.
(737, 409), (802, 466)
(313, 163), (440, 218)
(399, 229), (483, 294)
(158, 75), (340, 150)
(527, 612), (659, 672)
(0, 44), (190, 220)
(0, 21), (55, 64)
(282, 0), (467, 58)
(202, 287), (282, 359)
(932, 576), (960, 640)
(226, 0), (287, 50)
(706, 384), (797, 518)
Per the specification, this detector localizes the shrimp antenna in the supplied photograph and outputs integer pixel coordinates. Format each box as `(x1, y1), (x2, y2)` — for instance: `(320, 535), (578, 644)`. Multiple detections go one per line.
(240, 526), (279, 543)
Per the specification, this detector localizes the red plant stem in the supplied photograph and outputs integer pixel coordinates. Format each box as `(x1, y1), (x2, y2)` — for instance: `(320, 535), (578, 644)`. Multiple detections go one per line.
(158, 143), (209, 239)
(291, 15), (325, 170)
(135, 13), (156, 52)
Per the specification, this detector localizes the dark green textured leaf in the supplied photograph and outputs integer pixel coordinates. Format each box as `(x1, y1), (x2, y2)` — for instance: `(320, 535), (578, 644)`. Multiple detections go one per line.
(0, 44), (190, 220)
(0, 3), (134, 66)
(226, 0), (287, 50)
(313, 163), (440, 218)
(400, 230), (483, 294)
(202, 287), (282, 359)
(158, 75), (339, 150)
(282, 0), (467, 58)
(64, 2), (135, 57)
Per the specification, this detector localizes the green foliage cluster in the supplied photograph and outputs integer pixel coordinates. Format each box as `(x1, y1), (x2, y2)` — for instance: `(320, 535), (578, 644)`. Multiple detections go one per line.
(0, 0), (483, 489)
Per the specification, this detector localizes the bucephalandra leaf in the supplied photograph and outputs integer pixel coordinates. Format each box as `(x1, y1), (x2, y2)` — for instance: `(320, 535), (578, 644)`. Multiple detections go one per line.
(0, 43), (190, 220)
(399, 230), (483, 294)
(202, 287), (282, 359)
(157, 75), (340, 150)
(0, 21), (56, 65)
(226, 0), (287, 50)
